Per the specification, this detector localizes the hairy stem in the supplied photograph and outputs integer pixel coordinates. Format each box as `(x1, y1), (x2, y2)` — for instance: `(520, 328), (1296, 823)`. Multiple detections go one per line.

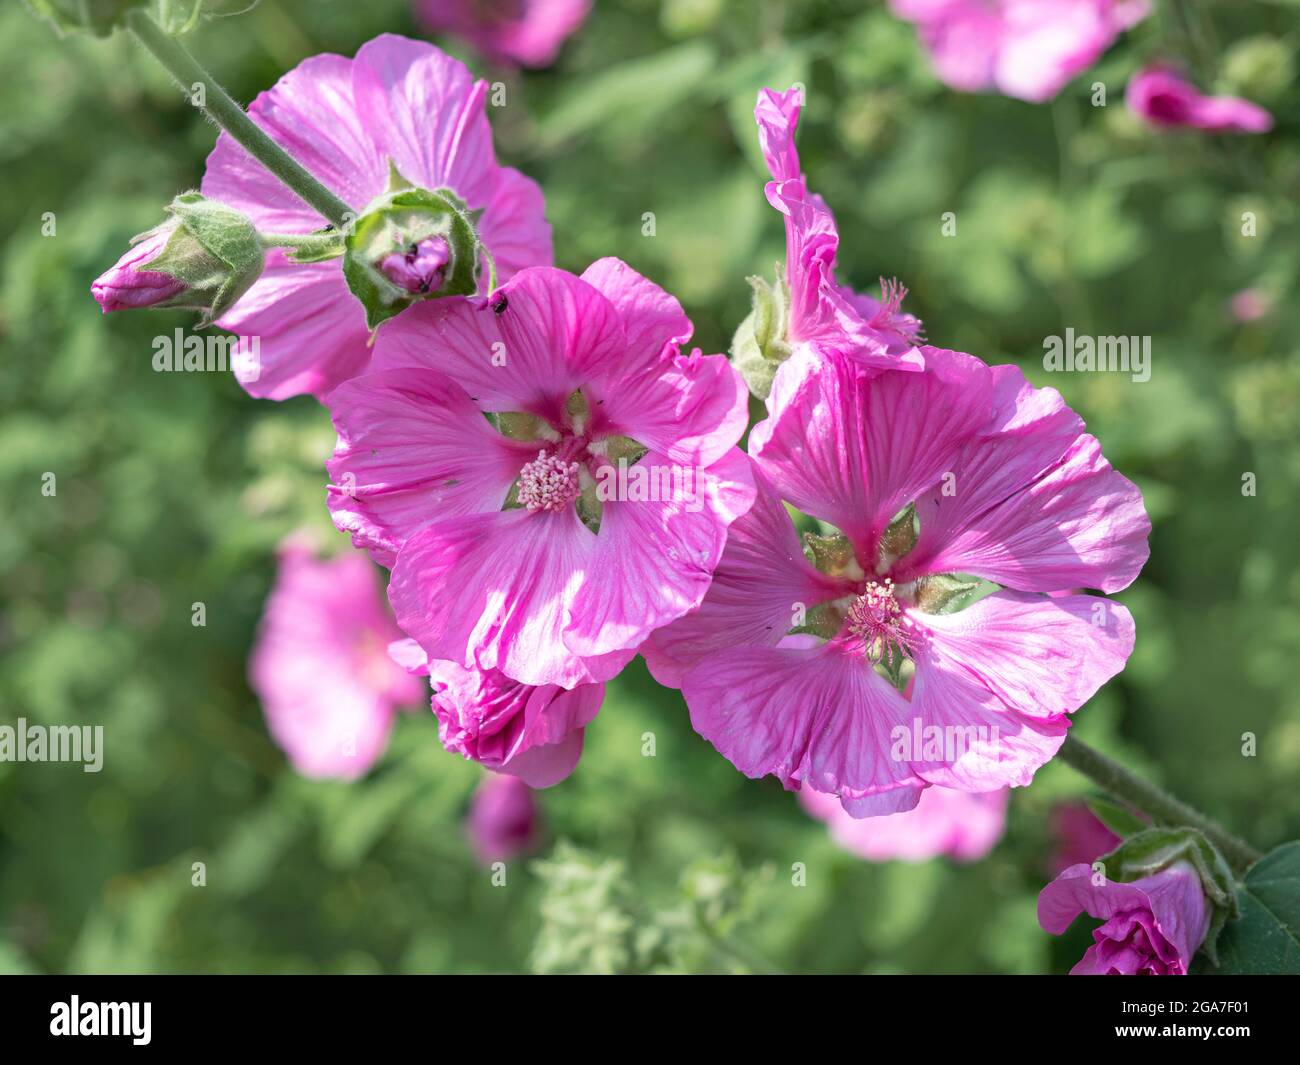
(1059, 734), (1262, 873)
(125, 10), (354, 229)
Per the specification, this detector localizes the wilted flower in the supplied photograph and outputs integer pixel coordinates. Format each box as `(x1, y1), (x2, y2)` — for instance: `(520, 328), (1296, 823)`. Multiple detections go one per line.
(889, 0), (1149, 103)
(326, 260), (754, 688)
(735, 88), (924, 397)
(645, 348), (1148, 815)
(1127, 65), (1274, 134)
(201, 34), (552, 399)
(416, 0), (590, 68)
(1038, 861), (1210, 974)
(466, 773), (541, 863)
(801, 785), (1008, 862)
(248, 537), (424, 779)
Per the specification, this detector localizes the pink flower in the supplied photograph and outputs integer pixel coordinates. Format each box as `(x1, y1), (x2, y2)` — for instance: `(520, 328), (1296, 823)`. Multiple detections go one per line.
(1048, 802), (1122, 874)
(1126, 65), (1273, 134)
(890, 0), (1149, 103)
(1230, 287), (1271, 323)
(755, 88), (925, 373)
(1038, 861), (1210, 974)
(417, 0), (590, 68)
(391, 637), (601, 785)
(801, 785), (1007, 862)
(201, 34), (552, 401)
(91, 224), (187, 311)
(326, 260), (755, 688)
(645, 347), (1149, 815)
(466, 773), (541, 863)
(248, 538), (424, 779)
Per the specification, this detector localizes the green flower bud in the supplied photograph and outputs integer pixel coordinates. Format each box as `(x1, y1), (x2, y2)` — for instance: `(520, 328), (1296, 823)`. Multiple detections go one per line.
(93, 192), (265, 326)
(343, 172), (485, 332)
(730, 271), (792, 400)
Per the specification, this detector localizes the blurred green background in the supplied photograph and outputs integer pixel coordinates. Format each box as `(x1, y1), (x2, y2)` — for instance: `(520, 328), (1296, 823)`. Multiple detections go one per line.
(2, 0), (1298, 974)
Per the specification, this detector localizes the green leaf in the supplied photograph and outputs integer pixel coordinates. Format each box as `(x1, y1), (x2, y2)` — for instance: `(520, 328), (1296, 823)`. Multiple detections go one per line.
(1197, 842), (1300, 974)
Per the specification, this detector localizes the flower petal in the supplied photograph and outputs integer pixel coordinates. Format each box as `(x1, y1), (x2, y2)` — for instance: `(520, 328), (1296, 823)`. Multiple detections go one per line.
(910, 590), (1135, 720)
(565, 447), (755, 659)
(350, 33), (495, 199)
(752, 346), (993, 556)
(201, 53), (382, 229)
(326, 366), (532, 566)
(682, 641), (925, 805)
(642, 464), (851, 687)
(389, 507), (622, 688)
(371, 267), (623, 421)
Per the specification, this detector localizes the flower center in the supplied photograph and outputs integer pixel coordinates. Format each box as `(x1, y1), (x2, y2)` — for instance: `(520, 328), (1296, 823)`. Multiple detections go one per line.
(517, 450), (581, 512)
(845, 578), (915, 665)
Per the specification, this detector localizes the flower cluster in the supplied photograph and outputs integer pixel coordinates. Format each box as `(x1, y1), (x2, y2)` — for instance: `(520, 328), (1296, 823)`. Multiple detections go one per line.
(84, 9), (1252, 975)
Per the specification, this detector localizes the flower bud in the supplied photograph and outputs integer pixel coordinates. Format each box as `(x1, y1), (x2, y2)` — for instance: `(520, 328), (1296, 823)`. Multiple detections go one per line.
(343, 181), (484, 331)
(91, 192), (265, 326)
(729, 272), (792, 399)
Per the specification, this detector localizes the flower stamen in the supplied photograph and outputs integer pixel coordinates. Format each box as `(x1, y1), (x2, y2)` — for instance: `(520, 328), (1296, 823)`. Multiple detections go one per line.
(517, 450), (581, 512)
(846, 578), (916, 666)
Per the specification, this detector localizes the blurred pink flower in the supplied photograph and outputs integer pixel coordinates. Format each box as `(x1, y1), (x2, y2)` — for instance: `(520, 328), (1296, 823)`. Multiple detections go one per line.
(1048, 802), (1121, 874)
(801, 785), (1008, 862)
(249, 538), (424, 779)
(417, 0), (590, 68)
(1039, 861), (1210, 974)
(890, 0), (1149, 103)
(201, 34), (552, 400)
(1127, 65), (1273, 134)
(1230, 287), (1271, 323)
(466, 773), (541, 863)
(91, 224), (186, 312)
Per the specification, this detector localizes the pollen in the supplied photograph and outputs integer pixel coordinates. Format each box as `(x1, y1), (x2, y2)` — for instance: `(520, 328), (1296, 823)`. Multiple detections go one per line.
(845, 578), (916, 665)
(517, 450), (581, 512)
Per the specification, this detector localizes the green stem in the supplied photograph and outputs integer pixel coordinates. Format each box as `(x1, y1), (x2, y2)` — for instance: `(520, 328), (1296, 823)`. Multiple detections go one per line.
(1059, 735), (1262, 873)
(259, 231), (346, 256)
(125, 10), (354, 230)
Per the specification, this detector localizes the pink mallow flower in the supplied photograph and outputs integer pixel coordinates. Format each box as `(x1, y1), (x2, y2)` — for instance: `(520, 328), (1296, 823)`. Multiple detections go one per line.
(1126, 65), (1273, 134)
(248, 539), (424, 779)
(644, 347), (1149, 816)
(889, 0), (1149, 103)
(417, 0), (590, 68)
(91, 224), (187, 311)
(390, 637), (602, 785)
(466, 773), (541, 863)
(801, 785), (1007, 862)
(201, 34), (552, 401)
(1048, 801), (1122, 875)
(755, 88), (925, 373)
(1039, 861), (1210, 974)
(326, 260), (755, 689)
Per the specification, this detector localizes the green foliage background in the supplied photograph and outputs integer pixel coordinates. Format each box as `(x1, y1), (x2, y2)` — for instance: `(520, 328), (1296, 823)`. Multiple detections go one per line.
(1, 0), (1298, 974)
